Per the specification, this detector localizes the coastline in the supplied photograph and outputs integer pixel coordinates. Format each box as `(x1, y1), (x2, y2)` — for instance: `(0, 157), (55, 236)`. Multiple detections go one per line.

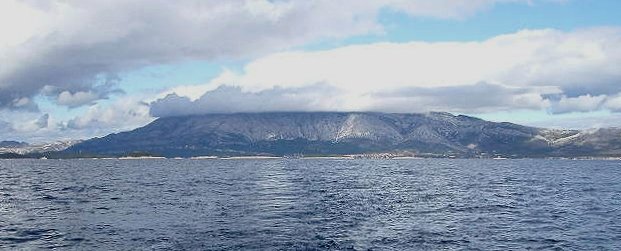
(3, 155), (621, 161)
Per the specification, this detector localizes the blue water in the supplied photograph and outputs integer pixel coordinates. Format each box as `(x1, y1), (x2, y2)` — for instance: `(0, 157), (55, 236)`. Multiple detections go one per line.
(0, 159), (620, 250)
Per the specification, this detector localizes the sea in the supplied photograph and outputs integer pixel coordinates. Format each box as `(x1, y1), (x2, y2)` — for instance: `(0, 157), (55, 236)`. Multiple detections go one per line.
(1, 158), (620, 250)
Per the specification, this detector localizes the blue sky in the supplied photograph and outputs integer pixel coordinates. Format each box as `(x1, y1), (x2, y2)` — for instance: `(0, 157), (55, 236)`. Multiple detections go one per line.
(0, 0), (620, 142)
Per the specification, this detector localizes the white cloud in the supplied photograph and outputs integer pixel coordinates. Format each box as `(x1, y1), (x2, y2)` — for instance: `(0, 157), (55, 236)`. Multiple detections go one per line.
(151, 84), (348, 117)
(603, 94), (621, 112)
(34, 113), (49, 129)
(9, 97), (38, 111)
(204, 28), (621, 95)
(0, 0), (47, 48)
(1, 113), (49, 136)
(56, 91), (100, 108)
(0, 0), (555, 109)
(549, 94), (607, 114)
(0, 0), (379, 109)
(151, 82), (554, 117)
(155, 28), (620, 116)
(65, 97), (153, 132)
(0, 95), (153, 142)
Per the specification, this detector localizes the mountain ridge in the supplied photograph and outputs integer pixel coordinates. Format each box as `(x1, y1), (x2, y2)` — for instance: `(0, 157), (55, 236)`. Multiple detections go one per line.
(0, 140), (81, 155)
(60, 112), (621, 158)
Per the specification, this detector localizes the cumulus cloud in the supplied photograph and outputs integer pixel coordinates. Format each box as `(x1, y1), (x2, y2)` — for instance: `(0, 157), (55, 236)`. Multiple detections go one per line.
(0, 113), (52, 137)
(64, 97), (153, 133)
(0, 0), (370, 109)
(40, 83), (123, 108)
(152, 28), (621, 116)
(8, 97), (39, 111)
(0, 95), (152, 142)
(0, 0), (553, 110)
(549, 94), (607, 114)
(204, 28), (621, 95)
(55, 91), (102, 108)
(602, 94), (621, 112)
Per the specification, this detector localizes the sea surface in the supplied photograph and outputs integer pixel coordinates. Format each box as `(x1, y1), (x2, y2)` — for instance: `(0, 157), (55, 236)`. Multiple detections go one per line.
(0, 159), (620, 250)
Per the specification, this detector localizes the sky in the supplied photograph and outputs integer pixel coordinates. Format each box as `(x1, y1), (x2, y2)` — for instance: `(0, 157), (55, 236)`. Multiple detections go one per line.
(1, 0), (621, 143)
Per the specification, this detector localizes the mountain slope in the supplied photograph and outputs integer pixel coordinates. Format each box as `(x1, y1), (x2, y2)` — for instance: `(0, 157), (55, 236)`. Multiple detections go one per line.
(1, 140), (81, 155)
(63, 112), (621, 158)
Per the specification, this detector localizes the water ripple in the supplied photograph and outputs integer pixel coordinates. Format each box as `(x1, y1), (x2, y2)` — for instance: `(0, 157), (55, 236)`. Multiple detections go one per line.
(0, 158), (620, 250)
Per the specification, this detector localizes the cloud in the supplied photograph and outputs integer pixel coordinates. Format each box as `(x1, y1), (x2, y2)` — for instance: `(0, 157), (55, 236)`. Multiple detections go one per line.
(7, 97), (39, 111)
(0, 0), (553, 110)
(64, 97), (153, 133)
(602, 94), (621, 112)
(152, 28), (621, 116)
(1, 113), (52, 137)
(371, 82), (553, 113)
(0, 0), (373, 109)
(150, 82), (554, 117)
(0, 95), (153, 142)
(150, 84), (345, 117)
(56, 91), (103, 108)
(40, 83), (123, 108)
(34, 114), (49, 129)
(205, 28), (621, 95)
(0, 120), (13, 133)
(549, 94), (607, 114)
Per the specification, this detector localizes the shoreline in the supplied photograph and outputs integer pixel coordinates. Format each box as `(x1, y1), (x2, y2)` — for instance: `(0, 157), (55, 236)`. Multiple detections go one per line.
(2, 156), (621, 161)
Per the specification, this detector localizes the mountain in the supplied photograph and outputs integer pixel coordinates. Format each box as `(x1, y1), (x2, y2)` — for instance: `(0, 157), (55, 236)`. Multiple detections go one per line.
(62, 112), (621, 158)
(0, 140), (81, 155)
(0, 141), (28, 148)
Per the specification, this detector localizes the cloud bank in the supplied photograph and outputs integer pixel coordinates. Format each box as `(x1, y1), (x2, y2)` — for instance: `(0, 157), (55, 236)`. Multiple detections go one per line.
(150, 82), (551, 117)
(152, 28), (621, 116)
(0, 0), (543, 110)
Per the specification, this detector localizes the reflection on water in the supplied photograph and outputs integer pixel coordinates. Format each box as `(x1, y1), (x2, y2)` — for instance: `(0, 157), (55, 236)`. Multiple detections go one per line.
(1, 159), (620, 250)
